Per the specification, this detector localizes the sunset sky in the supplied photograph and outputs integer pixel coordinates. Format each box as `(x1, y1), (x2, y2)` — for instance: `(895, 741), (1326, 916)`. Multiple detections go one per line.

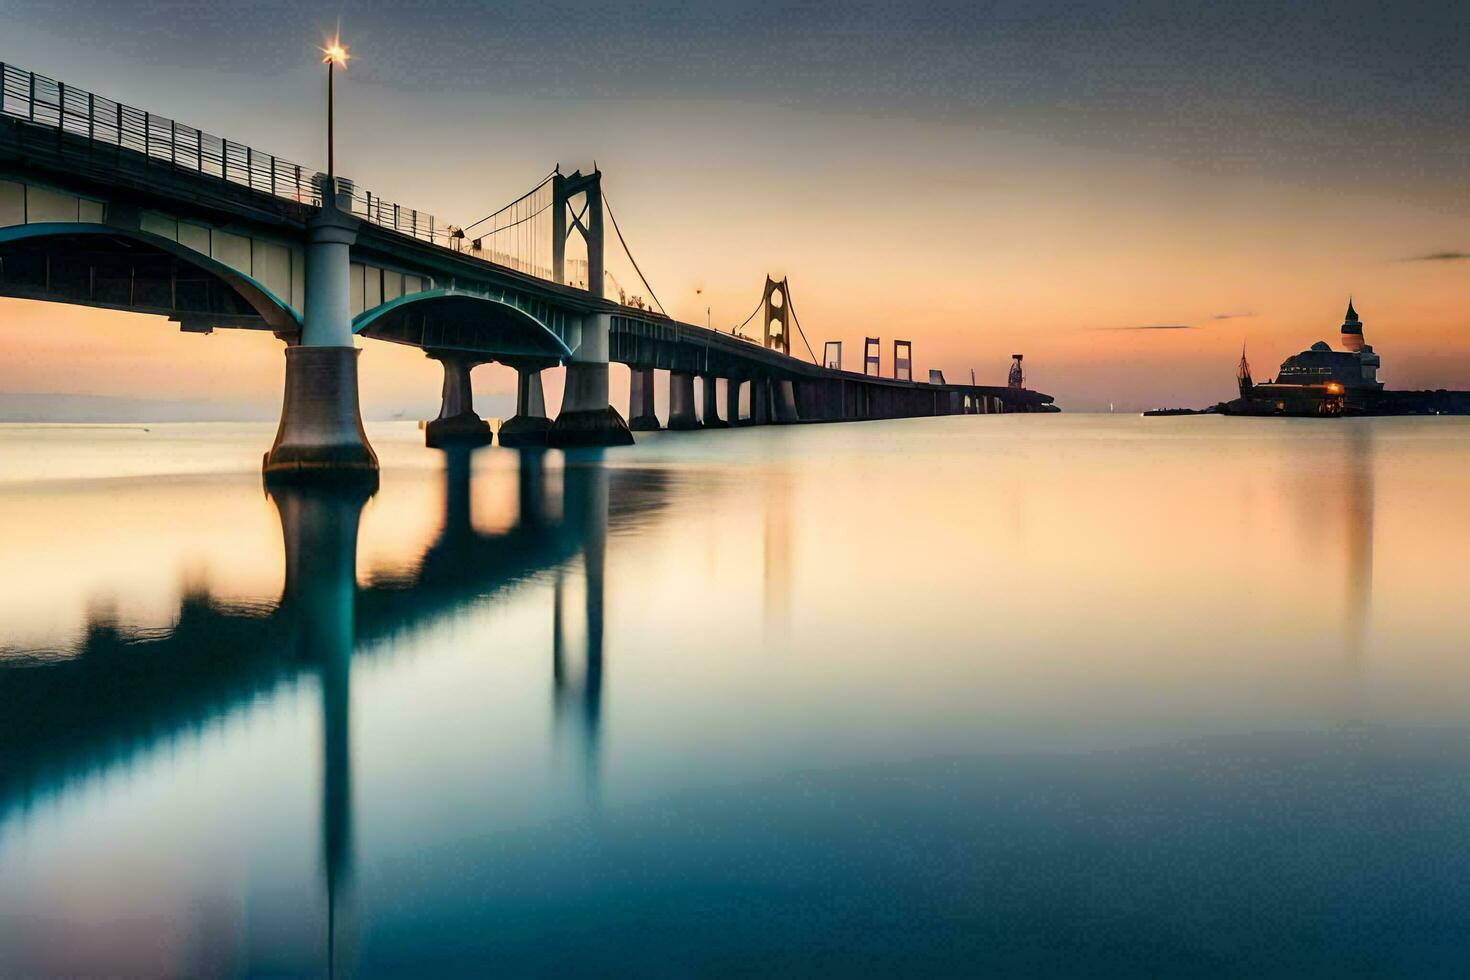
(3, 0), (1469, 414)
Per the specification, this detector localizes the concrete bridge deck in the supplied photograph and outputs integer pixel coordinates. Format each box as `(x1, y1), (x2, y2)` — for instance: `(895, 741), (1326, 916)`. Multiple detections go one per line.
(0, 61), (1055, 473)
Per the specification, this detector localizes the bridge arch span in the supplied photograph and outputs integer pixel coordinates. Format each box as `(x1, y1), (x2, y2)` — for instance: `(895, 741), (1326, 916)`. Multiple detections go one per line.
(353, 287), (572, 363)
(0, 222), (302, 333)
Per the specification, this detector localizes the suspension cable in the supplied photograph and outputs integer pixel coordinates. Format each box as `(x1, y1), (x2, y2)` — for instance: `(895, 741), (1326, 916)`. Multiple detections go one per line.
(729, 296), (763, 339)
(603, 192), (667, 316)
(472, 198), (552, 237)
(461, 169), (557, 234)
(784, 288), (820, 365)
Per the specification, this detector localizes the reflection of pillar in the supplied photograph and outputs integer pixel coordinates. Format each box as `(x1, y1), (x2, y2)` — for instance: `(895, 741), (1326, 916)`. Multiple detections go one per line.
(702, 376), (727, 428)
(726, 378), (744, 426)
(263, 204), (378, 481)
(498, 363), (554, 447)
(517, 448), (548, 528)
(627, 366), (660, 431)
(269, 482), (368, 976)
(668, 371), (700, 430)
(548, 312), (634, 447)
(425, 354), (493, 448)
(440, 446), (475, 539)
(558, 456), (609, 797)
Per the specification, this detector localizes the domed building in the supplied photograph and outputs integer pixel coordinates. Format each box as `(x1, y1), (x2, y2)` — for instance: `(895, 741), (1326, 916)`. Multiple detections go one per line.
(1217, 299), (1470, 415)
(1273, 301), (1382, 391)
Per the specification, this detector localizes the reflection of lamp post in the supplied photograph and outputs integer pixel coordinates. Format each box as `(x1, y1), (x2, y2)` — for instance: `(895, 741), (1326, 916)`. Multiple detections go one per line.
(321, 37), (349, 184)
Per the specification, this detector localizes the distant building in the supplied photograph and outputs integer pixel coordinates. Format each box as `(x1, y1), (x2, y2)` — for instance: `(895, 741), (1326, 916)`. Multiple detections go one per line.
(1274, 301), (1382, 391)
(1223, 299), (1470, 416)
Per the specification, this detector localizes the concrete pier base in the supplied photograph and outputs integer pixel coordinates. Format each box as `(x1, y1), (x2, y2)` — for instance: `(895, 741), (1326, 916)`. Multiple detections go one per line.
(424, 354), (492, 448)
(702, 376), (728, 428)
(726, 378), (744, 426)
(667, 371), (700, 430)
(548, 362), (634, 448)
(264, 346), (379, 484)
(750, 377), (771, 425)
(773, 379), (800, 423)
(627, 366), (660, 431)
(498, 366), (553, 448)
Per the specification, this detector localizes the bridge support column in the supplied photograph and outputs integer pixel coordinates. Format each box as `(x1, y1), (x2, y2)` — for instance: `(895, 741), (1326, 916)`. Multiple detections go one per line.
(726, 378), (744, 426)
(264, 205), (378, 483)
(773, 379), (800, 424)
(627, 366), (660, 431)
(702, 376), (728, 428)
(750, 378), (771, 425)
(425, 354), (493, 448)
(667, 371), (700, 430)
(548, 312), (634, 448)
(498, 364), (553, 448)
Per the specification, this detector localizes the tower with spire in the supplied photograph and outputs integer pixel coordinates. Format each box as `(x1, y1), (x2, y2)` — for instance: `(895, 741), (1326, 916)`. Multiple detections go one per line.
(1341, 298), (1364, 353)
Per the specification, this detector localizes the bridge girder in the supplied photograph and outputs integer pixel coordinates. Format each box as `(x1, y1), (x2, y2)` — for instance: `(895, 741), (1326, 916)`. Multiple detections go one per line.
(0, 221), (301, 333)
(352, 287), (572, 365)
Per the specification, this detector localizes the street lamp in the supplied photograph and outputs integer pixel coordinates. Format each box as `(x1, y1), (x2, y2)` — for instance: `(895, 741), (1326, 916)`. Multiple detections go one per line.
(321, 36), (349, 183)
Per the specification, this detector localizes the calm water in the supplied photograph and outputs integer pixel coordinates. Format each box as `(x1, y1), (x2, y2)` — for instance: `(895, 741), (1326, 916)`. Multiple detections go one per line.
(2, 415), (1470, 976)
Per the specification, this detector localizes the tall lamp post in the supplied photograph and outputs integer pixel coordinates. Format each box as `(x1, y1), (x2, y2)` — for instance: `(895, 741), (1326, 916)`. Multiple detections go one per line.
(321, 37), (349, 188)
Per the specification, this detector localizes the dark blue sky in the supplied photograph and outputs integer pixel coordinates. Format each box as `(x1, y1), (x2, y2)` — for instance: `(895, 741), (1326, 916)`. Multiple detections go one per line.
(10, 0), (1469, 196)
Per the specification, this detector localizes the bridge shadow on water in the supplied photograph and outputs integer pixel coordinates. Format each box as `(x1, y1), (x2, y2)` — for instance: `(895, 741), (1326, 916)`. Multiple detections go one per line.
(0, 447), (670, 970)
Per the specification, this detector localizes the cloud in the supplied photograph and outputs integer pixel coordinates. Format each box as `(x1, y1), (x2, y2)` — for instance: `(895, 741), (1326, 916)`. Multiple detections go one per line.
(1099, 323), (1195, 331)
(1403, 251), (1470, 262)
(1210, 311), (1257, 320)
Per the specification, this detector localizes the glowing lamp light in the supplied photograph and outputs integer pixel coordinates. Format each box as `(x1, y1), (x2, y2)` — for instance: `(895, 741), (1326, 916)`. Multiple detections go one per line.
(1326, 383), (1343, 394)
(322, 39), (349, 68)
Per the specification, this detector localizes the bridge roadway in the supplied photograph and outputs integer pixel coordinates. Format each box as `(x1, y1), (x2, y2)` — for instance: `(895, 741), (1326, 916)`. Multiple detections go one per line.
(0, 62), (1054, 480)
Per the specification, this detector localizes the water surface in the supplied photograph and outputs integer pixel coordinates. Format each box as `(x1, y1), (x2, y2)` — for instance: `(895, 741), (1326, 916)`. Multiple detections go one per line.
(2, 416), (1469, 976)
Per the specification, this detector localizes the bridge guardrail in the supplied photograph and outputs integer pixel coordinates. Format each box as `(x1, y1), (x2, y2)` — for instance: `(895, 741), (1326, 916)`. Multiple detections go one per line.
(1, 62), (667, 317)
(1, 62), (323, 208)
(0, 63), (462, 252)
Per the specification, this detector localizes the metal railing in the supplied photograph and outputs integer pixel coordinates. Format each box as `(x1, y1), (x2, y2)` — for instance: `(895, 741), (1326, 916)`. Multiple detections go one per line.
(2, 62), (322, 206)
(0, 62), (445, 246)
(0, 63), (669, 304)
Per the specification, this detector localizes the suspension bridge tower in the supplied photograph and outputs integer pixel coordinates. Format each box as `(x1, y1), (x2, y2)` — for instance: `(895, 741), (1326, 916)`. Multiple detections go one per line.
(546, 167), (633, 447)
(762, 276), (791, 356)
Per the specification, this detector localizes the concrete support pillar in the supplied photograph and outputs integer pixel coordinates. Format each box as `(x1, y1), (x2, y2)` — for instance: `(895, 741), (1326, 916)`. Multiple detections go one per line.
(548, 312), (633, 447)
(627, 366), (660, 431)
(751, 377), (771, 425)
(667, 371), (700, 430)
(702, 376), (727, 428)
(726, 378), (744, 426)
(425, 354), (493, 448)
(264, 207), (378, 483)
(773, 379), (800, 424)
(499, 364), (554, 447)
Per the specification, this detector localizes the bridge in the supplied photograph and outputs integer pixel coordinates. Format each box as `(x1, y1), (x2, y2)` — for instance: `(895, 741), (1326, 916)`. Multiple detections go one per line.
(0, 62), (1055, 479)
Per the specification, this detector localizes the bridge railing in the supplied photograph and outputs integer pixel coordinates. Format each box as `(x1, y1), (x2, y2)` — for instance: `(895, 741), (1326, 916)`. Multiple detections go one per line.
(2, 62), (322, 207)
(1, 62), (662, 309)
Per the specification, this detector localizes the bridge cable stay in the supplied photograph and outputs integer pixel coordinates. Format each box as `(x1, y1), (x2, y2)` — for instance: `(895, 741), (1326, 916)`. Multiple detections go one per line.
(601, 192), (667, 316)
(455, 172), (558, 279)
(460, 169), (558, 234)
(782, 288), (820, 365)
(728, 297), (764, 340)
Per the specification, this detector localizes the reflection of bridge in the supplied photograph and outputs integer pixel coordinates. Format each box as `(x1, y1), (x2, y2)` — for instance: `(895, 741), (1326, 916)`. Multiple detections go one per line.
(0, 62), (1055, 475)
(0, 450), (651, 966)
